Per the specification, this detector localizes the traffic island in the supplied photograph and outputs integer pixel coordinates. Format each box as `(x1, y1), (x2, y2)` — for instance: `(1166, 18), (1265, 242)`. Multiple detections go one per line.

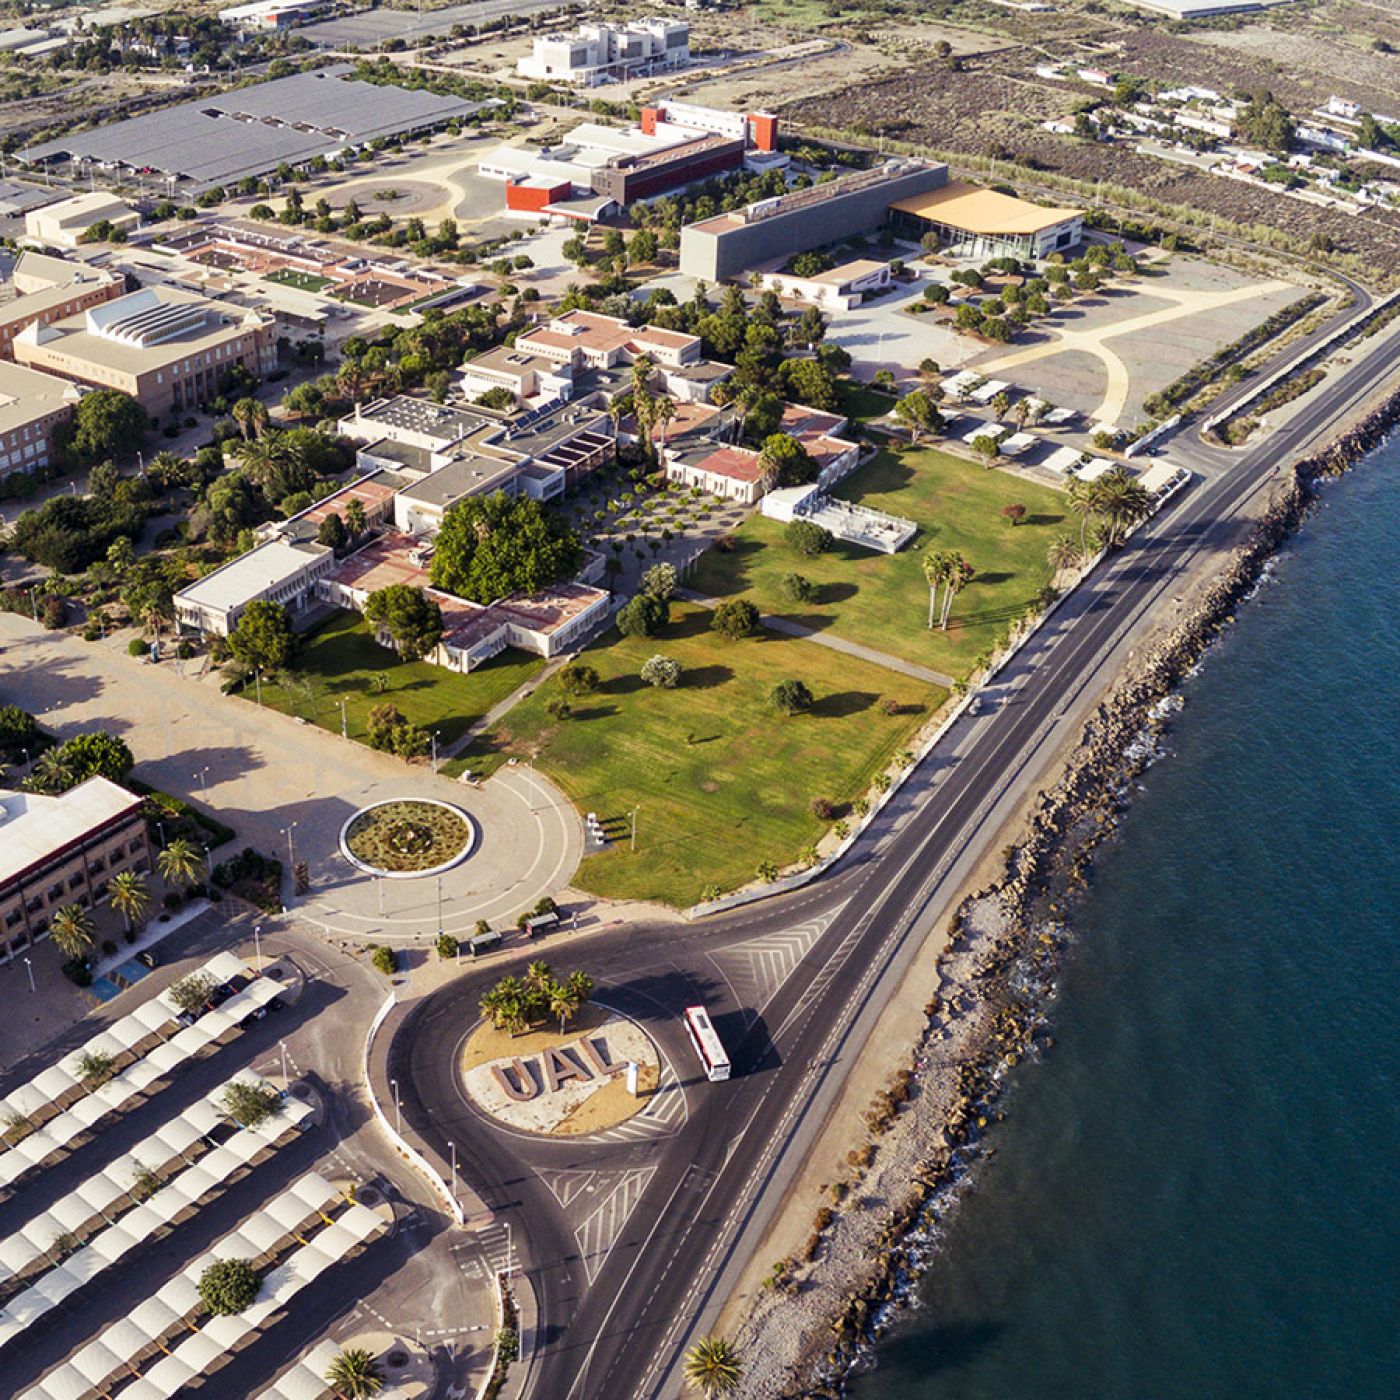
(459, 1005), (660, 1136)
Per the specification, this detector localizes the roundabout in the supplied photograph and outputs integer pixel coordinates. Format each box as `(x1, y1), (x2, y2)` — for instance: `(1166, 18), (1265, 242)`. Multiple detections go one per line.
(339, 798), (475, 879)
(459, 1004), (661, 1138)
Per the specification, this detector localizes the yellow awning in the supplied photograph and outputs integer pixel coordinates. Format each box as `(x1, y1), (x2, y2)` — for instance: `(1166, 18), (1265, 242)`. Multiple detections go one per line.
(890, 180), (1082, 236)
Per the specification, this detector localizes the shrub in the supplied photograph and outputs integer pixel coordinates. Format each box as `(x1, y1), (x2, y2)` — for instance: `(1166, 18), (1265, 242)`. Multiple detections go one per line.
(772, 679), (814, 715)
(38, 595), (66, 630)
(128, 638), (148, 657)
(436, 932), (459, 960)
(810, 796), (834, 820)
(640, 654), (681, 688)
(369, 944), (397, 976)
(780, 572), (815, 604)
(198, 1258), (260, 1316)
(557, 662), (599, 696)
(784, 519), (833, 558)
(616, 593), (668, 638)
(710, 598), (761, 640)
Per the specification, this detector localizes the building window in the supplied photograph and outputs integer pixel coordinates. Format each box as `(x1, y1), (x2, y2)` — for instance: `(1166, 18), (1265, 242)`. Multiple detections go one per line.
(67, 872), (84, 890)
(4, 909), (21, 929)
(87, 855), (105, 873)
(46, 882), (64, 902)
(128, 836), (145, 854)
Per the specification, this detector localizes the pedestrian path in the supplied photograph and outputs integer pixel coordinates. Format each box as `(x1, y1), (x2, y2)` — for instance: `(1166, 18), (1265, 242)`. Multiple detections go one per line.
(678, 589), (955, 687)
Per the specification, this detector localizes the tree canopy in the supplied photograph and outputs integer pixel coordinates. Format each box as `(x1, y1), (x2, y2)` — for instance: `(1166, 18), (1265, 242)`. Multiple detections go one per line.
(64, 390), (147, 465)
(229, 600), (297, 672)
(617, 593), (669, 638)
(429, 491), (580, 604)
(757, 433), (817, 489)
(364, 584), (443, 661)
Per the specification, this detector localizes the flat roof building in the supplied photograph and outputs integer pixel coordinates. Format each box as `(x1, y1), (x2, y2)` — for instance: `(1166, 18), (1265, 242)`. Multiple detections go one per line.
(0, 251), (124, 361)
(24, 191), (138, 250)
(888, 180), (1083, 259)
(680, 159), (949, 282)
(20, 67), (482, 194)
(0, 359), (82, 481)
(0, 777), (148, 963)
(518, 18), (689, 86)
(14, 285), (277, 420)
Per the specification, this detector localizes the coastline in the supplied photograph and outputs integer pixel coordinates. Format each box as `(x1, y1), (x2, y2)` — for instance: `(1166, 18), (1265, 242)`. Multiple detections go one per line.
(727, 393), (1400, 1398)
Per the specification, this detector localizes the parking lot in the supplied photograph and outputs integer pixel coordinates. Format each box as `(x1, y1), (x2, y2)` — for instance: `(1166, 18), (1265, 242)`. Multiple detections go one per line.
(0, 909), (499, 1399)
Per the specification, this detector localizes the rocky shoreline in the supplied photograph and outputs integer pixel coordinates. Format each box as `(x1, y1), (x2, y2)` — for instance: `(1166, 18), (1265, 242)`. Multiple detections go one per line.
(732, 396), (1400, 1399)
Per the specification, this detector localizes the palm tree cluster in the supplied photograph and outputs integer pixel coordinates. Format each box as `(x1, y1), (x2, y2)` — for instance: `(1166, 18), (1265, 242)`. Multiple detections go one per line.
(480, 962), (595, 1037)
(627, 356), (678, 465)
(1067, 467), (1153, 552)
(921, 550), (976, 631)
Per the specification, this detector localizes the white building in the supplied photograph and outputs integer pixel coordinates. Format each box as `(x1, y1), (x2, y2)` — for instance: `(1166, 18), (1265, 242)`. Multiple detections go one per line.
(760, 258), (892, 312)
(518, 18), (689, 86)
(24, 192), (138, 250)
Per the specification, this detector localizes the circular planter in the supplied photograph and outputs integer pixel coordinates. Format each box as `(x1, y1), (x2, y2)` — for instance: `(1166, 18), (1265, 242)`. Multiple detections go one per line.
(338, 798), (476, 880)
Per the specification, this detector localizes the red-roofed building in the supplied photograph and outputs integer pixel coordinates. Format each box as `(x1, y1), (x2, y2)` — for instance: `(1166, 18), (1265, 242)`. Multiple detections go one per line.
(667, 444), (765, 505)
(517, 309), (701, 370)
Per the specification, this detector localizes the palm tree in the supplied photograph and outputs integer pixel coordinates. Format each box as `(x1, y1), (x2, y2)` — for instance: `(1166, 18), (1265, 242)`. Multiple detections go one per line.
(1090, 467), (1153, 547)
(1047, 535), (1082, 576)
(651, 395), (677, 452)
(157, 838), (202, 892)
(108, 870), (150, 933)
(565, 970), (594, 1011)
(524, 960), (553, 995)
(23, 748), (75, 795)
(324, 1347), (385, 1399)
(549, 983), (579, 1033)
(50, 904), (96, 960)
(231, 397), (270, 441)
(683, 1335), (743, 1396)
(921, 550), (949, 630)
(345, 498), (367, 537)
(939, 553), (974, 631)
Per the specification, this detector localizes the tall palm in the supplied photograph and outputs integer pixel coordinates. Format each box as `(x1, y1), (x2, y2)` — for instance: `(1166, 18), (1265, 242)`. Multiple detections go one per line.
(50, 904), (96, 960)
(157, 838), (202, 891)
(940, 554), (974, 631)
(1066, 475), (1096, 552)
(683, 1336), (743, 1396)
(1047, 535), (1082, 575)
(345, 498), (367, 537)
(231, 397), (270, 441)
(324, 1347), (385, 1399)
(108, 871), (150, 932)
(651, 395), (677, 452)
(921, 550), (949, 630)
(550, 984), (578, 1033)
(565, 970), (594, 1009)
(1089, 467), (1153, 547)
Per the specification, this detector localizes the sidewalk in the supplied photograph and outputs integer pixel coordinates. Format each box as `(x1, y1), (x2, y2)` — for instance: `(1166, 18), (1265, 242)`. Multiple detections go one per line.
(678, 587), (955, 687)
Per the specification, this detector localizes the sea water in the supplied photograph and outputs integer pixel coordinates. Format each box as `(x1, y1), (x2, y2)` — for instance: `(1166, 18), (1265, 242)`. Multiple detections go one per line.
(854, 440), (1400, 1399)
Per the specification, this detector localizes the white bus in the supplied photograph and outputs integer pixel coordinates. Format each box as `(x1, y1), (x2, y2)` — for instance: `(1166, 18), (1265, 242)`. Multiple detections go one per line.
(683, 1004), (731, 1082)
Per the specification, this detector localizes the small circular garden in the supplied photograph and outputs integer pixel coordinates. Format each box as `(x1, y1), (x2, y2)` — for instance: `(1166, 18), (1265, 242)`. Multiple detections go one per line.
(340, 799), (475, 879)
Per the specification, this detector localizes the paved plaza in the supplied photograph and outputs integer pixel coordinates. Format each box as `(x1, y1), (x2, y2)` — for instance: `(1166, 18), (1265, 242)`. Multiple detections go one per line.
(0, 615), (582, 944)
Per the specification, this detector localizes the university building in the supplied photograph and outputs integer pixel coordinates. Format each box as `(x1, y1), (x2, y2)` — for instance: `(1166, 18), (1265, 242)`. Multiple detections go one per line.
(0, 777), (149, 964)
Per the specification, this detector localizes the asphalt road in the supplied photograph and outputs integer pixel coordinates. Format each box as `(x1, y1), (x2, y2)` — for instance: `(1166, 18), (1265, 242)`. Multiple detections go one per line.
(396, 323), (1400, 1399)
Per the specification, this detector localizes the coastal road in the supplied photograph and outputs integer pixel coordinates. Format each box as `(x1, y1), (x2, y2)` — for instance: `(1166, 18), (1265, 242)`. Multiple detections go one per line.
(394, 325), (1400, 1399)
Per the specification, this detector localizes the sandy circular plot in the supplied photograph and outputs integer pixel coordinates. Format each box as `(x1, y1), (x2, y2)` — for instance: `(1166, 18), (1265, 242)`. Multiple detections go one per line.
(460, 1005), (661, 1136)
(325, 178), (451, 215)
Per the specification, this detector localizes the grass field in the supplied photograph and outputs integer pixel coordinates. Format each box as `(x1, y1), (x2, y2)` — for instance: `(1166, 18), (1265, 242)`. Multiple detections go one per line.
(264, 268), (333, 292)
(840, 381), (898, 422)
(692, 445), (1066, 678)
(242, 610), (542, 749)
(463, 602), (943, 906)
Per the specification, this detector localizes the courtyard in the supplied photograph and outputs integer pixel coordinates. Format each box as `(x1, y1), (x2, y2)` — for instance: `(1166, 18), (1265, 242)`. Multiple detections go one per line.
(692, 443), (1067, 679)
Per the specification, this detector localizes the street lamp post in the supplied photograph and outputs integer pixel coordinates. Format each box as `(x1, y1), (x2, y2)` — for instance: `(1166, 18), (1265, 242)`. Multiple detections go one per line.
(253, 924), (263, 972)
(339, 698), (348, 739)
(254, 668), (263, 706)
(449, 1139), (456, 1197)
(202, 844), (212, 879)
(436, 875), (443, 937)
(431, 729), (440, 773)
(279, 1039), (290, 1086)
(23, 957), (34, 994)
(390, 1077), (402, 1136)
(281, 822), (298, 870)
(194, 767), (209, 801)
(630, 805), (640, 853)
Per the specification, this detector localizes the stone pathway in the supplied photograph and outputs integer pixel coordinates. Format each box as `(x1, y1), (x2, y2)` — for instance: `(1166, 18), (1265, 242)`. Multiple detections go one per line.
(678, 588), (955, 687)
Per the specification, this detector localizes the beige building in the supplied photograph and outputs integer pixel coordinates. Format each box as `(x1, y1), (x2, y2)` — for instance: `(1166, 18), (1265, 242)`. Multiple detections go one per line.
(14, 285), (277, 420)
(0, 251), (124, 361)
(24, 191), (139, 250)
(0, 777), (149, 963)
(0, 359), (82, 481)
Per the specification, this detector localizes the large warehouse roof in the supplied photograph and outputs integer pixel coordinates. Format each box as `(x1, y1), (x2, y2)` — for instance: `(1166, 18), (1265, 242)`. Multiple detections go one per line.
(890, 180), (1082, 235)
(20, 66), (482, 190)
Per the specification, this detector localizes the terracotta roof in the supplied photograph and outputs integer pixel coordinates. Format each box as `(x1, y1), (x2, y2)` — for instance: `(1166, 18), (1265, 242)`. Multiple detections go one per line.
(692, 445), (762, 482)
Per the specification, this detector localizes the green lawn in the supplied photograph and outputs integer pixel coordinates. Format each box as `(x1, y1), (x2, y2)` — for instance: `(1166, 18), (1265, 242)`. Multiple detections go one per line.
(691, 445), (1067, 679)
(464, 602), (944, 906)
(242, 610), (543, 748)
(264, 268), (333, 292)
(840, 381), (898, 423)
